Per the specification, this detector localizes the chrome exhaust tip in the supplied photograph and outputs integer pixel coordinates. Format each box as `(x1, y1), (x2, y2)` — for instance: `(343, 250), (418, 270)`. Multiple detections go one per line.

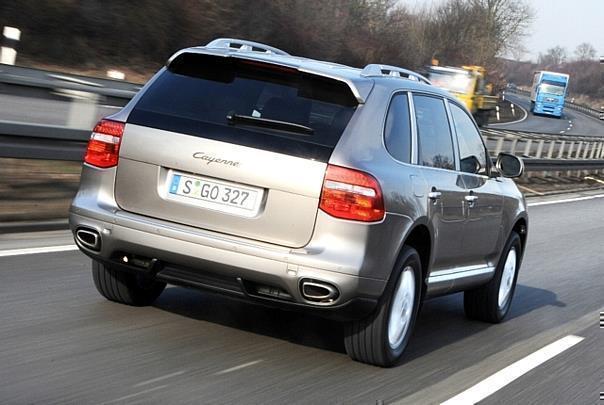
(300, 279), (339, 303)
(75, 228), (101, 251)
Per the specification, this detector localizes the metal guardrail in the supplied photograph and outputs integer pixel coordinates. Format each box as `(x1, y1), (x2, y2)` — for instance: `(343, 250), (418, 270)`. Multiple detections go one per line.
(0, 63), (140, 100)
(0, 122), (89, 160)
(482, 127), (604, 171)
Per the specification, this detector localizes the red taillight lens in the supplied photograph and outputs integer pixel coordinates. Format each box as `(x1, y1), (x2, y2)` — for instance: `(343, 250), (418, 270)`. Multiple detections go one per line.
(84, 119), (125, 168)
(319, 165), (385, 222)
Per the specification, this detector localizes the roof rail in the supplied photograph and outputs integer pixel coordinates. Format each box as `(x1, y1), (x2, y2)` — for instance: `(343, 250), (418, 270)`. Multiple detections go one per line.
(361, 64), (431, 85)
(205, 38), (290, 56)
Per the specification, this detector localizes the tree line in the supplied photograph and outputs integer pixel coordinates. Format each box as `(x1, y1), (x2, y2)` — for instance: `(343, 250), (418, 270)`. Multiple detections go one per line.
(1, 0), (532, 76)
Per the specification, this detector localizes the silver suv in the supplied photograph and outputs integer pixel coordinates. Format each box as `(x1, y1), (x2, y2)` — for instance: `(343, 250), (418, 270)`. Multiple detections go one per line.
(70, 38), (528, 367)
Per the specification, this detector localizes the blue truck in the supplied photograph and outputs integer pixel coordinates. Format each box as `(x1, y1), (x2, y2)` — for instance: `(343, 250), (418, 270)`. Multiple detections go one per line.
(530, 71), (570, 118)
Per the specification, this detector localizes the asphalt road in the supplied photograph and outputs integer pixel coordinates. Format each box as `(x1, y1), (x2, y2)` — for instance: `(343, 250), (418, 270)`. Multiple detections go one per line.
(490, 93), (604, 136)
(1, 193), (603, 404)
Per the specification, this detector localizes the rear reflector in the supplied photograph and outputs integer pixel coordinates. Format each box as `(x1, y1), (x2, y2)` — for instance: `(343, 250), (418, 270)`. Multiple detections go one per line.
(319, 165), (384, 222)
(84, 119), (125, 168)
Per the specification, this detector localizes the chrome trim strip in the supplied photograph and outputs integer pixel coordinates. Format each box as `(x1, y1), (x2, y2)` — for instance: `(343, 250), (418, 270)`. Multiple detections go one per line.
(428, 264), (495, 284)
(408, 92), (418, 165)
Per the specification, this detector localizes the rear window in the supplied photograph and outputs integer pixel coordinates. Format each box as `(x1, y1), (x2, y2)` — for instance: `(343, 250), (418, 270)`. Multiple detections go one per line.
(128, 53), (358, 162)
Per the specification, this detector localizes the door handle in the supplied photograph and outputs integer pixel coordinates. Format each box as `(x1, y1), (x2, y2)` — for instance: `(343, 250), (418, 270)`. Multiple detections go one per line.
(428, 191), (442, 200)
(465, 195), (478, 207)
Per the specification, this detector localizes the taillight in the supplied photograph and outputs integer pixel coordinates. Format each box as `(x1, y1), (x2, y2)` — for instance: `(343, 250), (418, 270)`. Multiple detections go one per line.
(84, 119), (125, 168)
(319, 165), (385, 222)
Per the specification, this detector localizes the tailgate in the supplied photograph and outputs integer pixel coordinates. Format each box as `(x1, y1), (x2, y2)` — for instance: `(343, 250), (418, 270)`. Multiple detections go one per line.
(114, 53), (358, 247)
(115, 125), (327, 247)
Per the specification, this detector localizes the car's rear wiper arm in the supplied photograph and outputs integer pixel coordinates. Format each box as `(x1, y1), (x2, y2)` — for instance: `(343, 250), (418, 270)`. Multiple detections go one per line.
(226, 113), (314, 135)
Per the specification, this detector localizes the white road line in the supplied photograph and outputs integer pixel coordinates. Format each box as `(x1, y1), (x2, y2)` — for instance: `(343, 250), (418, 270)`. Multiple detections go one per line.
(517, 185), (545, 196)
(214, 360), (262, 375)
(133, 370), (187, 387)
(0, 244), (78, 258)
(441, 335), (584, 405)
(528, 193), (604, 207)
(101, 385), (168, 404)
(487, 101), (528, 126)
(584, 176), (604, 185)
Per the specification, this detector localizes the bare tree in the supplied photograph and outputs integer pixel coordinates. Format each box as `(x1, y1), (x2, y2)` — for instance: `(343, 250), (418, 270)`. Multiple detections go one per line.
(470, 0), (534, 62)
(538, 46), (568, 66)
(574, 42), (596, 61)
(429, 0), (533, 67)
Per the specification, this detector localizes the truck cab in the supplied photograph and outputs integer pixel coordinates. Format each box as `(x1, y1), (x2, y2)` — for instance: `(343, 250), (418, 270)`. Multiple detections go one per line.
(425, 65), (497, 126)
(530, 71), (569, 118)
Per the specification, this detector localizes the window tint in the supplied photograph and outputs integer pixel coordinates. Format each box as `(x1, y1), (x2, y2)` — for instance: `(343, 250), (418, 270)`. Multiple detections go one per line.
(413, 95), (455, 170)
(384, 93), (411, 163)
(450, 103), (488, 175)
(128, 53), (358, 162)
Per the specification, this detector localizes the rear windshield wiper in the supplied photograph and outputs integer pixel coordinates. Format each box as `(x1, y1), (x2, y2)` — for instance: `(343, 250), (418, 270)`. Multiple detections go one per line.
(226, 113), (314, 135)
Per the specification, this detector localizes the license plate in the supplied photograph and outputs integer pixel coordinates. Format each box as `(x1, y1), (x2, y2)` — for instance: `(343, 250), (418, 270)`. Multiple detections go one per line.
(168, 172), (262, 217)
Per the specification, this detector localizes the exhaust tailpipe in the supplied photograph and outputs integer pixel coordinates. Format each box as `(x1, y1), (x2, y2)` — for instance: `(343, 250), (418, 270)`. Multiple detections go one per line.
(75, 228), (101, 251)
(300, 279), (339, 303)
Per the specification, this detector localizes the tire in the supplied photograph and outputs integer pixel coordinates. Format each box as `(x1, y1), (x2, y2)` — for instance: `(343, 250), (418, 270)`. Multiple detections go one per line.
(92, 260), (166, 306)
(464, 232), (522, 323)
(344, 246), (422, 367)
(530, 101), (535, 113)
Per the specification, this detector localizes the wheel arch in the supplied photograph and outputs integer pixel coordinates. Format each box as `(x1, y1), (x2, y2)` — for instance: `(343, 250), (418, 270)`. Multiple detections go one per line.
(511, 215), (528, 254)
(388, 219), (433, 300)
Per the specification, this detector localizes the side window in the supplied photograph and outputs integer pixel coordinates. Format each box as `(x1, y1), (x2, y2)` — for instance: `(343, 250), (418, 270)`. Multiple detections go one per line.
(413, 95), (455, 170)
(450, 103), (488, 176)
(384, 93), (411, 163)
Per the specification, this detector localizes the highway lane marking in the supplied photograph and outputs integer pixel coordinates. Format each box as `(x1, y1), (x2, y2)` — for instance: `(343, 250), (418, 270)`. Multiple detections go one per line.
(214, 359), (263, 375)
(441, 335), (584, 405)
(584, 176), (604, 185)
(528, 193), (604, 207)
(517, 185), (544, 196)
(394, 311), (598, 404)
(101, 385), (168, 404)
(486, 97), (528, 127)
(0, 244), (78, 257)
(133, 370), (187, 387)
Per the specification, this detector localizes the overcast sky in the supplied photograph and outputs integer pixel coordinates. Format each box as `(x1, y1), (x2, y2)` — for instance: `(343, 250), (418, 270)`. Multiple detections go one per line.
(401, 0), (603, 61)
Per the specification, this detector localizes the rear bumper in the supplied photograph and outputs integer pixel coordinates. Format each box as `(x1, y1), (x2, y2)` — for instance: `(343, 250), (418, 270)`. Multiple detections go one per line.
(70, 210), (382, 320)
(534, 103), (563, 116)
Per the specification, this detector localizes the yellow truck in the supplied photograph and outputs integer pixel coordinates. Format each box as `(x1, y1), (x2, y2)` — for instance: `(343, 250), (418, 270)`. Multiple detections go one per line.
(425, 65), (498, 126)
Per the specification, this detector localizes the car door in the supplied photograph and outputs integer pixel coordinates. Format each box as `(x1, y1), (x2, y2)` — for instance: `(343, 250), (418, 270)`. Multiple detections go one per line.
(448, 101), (504, 265)
(412, 94), (467, 275)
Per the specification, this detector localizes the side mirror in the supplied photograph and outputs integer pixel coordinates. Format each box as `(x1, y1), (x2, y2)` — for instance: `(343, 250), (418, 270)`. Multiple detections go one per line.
(460, 155), (481, 174)
(496, 153), (524, 178)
